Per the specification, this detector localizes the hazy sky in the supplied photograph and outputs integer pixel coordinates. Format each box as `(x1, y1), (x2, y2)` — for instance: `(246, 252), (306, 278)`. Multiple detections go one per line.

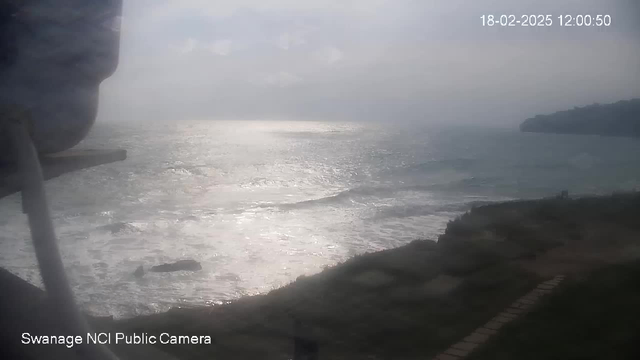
(97, 0), (640, 125)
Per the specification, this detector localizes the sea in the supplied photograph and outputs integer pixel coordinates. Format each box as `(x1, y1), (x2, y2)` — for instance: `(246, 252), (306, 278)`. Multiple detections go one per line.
(1, 120), (639, 319)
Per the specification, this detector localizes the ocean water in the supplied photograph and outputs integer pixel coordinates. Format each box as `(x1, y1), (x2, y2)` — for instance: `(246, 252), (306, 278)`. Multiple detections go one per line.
(1, 120), (640, 318)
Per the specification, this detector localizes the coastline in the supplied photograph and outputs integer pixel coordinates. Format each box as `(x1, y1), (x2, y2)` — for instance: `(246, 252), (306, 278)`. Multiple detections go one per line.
(520, 98), (640, 137)
(105, 191), (640, 359)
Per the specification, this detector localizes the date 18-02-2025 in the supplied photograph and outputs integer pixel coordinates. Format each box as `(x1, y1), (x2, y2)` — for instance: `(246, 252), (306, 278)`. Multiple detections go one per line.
(481, 14), (612, 27)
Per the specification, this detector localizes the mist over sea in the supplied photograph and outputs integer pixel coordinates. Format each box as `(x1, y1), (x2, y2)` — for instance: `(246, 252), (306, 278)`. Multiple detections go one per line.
(1, 120), (640, 318)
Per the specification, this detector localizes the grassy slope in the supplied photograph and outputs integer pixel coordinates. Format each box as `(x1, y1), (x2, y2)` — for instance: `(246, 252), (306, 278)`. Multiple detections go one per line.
(468, 260), (640, 360)
(112, 192), (640, 359)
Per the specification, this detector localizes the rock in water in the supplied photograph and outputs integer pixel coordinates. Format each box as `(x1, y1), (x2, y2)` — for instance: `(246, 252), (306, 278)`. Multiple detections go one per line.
(150, 260), (202, 273)
(97, 222), (137, 234)
(133, 265), (144, 278)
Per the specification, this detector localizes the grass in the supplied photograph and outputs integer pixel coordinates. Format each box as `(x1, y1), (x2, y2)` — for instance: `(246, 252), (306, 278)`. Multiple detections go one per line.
(468, 259), (640, 360)
(439, 192), (640, 274)
(114, 241), (538, 359)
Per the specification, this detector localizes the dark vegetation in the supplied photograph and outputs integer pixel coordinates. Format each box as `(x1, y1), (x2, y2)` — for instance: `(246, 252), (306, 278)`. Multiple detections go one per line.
(520, 98), (640, 137)
(110, 192), (640, 359)
(468, 259), (640, 360)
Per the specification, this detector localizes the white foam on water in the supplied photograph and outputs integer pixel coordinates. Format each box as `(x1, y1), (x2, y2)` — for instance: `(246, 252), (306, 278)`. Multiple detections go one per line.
(1, 120), (640, 318)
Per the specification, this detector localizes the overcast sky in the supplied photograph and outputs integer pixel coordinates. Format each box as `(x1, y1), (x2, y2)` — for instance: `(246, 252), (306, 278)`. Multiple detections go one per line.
(97, 0), (640, 126)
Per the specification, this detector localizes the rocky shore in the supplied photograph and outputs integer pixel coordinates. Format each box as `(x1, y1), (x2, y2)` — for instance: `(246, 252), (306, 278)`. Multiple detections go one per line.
(107, 191), (640, 359)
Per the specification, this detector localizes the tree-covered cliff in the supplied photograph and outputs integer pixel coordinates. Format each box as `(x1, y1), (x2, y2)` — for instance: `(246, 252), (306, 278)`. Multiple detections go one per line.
(520, 99), (640, 137)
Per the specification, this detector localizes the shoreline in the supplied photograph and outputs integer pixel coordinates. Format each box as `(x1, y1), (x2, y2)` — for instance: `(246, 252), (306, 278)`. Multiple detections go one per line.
(102, 190), (640, 359)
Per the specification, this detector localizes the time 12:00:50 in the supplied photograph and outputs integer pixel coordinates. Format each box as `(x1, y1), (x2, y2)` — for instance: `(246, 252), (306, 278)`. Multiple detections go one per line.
(481, 15), (612, 27)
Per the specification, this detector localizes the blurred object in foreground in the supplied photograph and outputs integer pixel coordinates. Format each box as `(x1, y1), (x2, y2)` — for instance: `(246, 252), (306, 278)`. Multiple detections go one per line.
(0, 0), (123, 163)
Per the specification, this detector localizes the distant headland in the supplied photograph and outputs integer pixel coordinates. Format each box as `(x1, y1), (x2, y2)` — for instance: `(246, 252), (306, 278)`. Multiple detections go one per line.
(520, 98), (640, 137)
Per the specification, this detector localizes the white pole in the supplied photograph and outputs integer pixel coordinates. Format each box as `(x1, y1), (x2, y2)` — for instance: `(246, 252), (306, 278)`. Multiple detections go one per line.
(4, 107), (119, 360)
